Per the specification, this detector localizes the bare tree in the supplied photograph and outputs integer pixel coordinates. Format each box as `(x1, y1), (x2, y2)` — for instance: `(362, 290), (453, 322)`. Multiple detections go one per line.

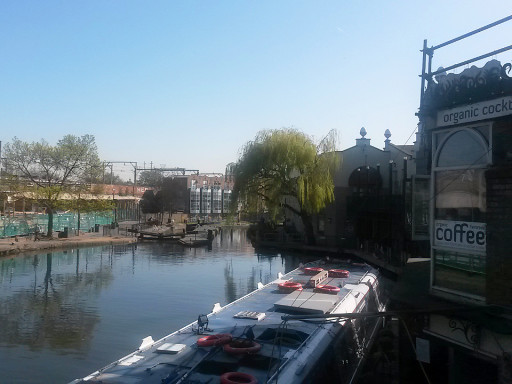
(4, 135), (104, 237)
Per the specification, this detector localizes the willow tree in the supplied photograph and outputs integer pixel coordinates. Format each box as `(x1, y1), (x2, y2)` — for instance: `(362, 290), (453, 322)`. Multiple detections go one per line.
(4, 135), (104, 237)
(232, 128), (339, 244)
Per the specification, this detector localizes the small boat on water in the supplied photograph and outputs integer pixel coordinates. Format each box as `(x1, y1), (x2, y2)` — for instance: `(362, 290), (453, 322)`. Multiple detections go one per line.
(178, 226), (218, 247)
(70, 259), (383, 384)
(178, 234), (211, 247)
(138, 225), (185, 240)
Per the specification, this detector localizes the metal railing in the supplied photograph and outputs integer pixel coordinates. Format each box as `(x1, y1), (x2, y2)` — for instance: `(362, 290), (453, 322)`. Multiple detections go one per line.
(0, 212), (113, 238)
(420, 15), (512, 107)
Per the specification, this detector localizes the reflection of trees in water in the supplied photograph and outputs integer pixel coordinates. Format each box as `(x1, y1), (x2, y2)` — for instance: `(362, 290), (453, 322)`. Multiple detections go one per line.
(246, 266), (256, 296)
(224, 261), (276, 301)
(224, 260), (237, 304)
(0, 249), (114, 354)
(281, 254), (302, 273)
(217, 228), (252, 251)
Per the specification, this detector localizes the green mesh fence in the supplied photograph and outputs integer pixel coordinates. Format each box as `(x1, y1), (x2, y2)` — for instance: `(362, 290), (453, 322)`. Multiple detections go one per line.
(0, 212), (113, 238)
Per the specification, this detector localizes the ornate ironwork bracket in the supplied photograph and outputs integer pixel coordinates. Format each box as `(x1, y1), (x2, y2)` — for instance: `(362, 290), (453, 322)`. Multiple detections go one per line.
(448, 318), (480, 348)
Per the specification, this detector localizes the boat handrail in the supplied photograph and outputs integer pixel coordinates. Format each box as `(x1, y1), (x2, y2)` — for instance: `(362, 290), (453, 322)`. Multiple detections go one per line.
(358, 271), (369, 284)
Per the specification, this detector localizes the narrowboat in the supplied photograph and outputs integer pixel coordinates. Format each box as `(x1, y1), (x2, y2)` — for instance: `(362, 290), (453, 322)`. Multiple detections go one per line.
(70, 259), (383, 384)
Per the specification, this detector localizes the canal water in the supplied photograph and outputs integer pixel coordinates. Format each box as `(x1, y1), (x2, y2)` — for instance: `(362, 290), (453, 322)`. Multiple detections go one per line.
(0, 228), (303, 383)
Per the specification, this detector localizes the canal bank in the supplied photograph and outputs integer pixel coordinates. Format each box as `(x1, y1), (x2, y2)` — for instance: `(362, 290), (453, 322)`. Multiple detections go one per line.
(0, 232), (136, 257)
(252, 239), (403, 276)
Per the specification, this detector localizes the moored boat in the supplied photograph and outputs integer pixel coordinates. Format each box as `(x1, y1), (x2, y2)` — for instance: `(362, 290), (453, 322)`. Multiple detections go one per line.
(70, 259), (383, 384)
(178, 233), (211, 247)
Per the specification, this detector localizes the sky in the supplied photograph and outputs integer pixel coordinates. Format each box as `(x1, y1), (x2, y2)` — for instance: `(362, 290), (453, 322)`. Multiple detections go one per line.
(2, 1), (512, 178)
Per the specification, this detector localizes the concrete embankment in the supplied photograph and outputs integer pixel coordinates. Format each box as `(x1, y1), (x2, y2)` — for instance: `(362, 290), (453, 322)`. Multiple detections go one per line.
(0, 233), (136, 257)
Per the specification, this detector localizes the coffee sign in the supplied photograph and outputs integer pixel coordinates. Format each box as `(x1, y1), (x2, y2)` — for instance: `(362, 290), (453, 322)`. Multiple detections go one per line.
(434, 220), (486, 252)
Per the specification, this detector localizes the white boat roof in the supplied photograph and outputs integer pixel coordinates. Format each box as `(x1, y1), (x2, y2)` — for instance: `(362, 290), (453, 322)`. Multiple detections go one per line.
(71, 260), (379, 384)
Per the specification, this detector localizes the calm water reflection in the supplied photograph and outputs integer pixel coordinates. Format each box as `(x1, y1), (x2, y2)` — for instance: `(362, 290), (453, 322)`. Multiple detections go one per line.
(0, 228), (302, 383)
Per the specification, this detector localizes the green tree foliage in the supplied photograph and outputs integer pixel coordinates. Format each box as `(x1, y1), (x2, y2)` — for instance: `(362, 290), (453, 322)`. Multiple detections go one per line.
(138, 170), (164, 187)
(139, 177), (188, 222)
(4, 135), (107, 237)
(232, 128), (339, 244)
(140, 190), (162, 216)
(106, 173), (126, 185)
(159, 177), (188, 213)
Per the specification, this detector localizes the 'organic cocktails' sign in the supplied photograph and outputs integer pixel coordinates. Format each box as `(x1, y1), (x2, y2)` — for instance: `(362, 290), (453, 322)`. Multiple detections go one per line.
(437, 96), (512, 127)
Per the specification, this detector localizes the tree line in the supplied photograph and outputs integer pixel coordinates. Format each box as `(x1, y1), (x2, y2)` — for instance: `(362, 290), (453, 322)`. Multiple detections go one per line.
(2, 128), (339, 244)
(2, 135), (112, 237)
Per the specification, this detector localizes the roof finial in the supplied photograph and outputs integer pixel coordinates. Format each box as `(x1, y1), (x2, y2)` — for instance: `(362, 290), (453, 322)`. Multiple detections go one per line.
(360, 127), (367, 138)
(384, 129), (391, 140)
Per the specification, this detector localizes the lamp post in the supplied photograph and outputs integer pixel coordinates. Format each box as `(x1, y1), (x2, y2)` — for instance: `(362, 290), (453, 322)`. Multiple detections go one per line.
(77, 190), (81, 236)
(357, 168), (361, 196)
(366, 166), (370, 195)
(388, 160), (394, 196)
(112, 189), (117, 224)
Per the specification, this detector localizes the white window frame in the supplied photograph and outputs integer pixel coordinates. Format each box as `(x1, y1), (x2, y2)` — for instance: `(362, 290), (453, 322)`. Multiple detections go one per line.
(430, 122), (492, 301)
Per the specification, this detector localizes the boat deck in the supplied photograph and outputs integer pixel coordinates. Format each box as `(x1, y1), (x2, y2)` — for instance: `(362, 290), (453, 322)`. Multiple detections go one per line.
(71, 260), (379, 384)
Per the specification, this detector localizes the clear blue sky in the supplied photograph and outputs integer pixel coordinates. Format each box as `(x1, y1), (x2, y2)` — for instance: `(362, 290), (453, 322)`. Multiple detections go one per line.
(1, 1), (511, 177)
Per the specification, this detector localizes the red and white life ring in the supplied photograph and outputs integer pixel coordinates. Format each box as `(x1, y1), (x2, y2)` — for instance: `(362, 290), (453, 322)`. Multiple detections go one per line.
(352, 262), (367, 267)
(314, 284), (340, 294)
(223, 340), (262, 355)
(220, 372), (258, 384)
(304, 267), (324, 275)
(197, 333), (232, 347)
(278, 281), (303, 293)
(328, 269), (350, 278)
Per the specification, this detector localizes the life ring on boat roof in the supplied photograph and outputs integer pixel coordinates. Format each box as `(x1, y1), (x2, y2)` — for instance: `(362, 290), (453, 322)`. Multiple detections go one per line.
(314, 284), (340, 294)
(328, 269), (350, 278)
(220, 372), (258, 384)
(197, 333), (232, 347)
(304, 267), (324, 275)
(278, 281), (303, 293)
(223, 339), (262, 355)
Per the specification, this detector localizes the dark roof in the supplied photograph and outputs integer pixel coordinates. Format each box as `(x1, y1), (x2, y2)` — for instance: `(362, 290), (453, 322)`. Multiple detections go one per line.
(389, 143), (414, 156)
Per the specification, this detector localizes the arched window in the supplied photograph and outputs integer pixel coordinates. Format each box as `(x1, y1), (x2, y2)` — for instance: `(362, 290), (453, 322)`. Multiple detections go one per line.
(435, 129), (489, 168)
(433, 127), (489, 222)
(431, 124), (491, 299)
(348, 166), (382, 196)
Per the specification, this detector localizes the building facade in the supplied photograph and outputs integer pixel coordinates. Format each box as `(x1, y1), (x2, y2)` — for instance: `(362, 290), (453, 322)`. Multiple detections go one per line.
(418, 59), (512, 305)
(413, 33), (512, 382)
(312, 128), (416, 262)
(187, 173), (234, 219)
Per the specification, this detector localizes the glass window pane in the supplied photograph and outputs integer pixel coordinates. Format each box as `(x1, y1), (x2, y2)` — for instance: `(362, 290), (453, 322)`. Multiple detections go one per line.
(433, 249), (485, 297)
(412, 177), (430, 238)
(437, 130), (487, 167)
(435, 169), (486, 221)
